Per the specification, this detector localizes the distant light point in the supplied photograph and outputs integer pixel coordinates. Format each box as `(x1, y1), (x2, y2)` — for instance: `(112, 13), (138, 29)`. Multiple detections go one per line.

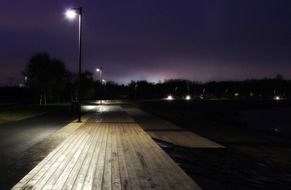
(166, 95), (173, 101)
(274, 96), (281, 101)
(185, 95), (191, 100)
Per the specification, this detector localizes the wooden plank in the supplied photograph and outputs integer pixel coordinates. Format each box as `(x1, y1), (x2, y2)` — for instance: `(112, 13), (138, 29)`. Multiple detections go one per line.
(33, 124), (94, 190)
(117, 125), (142, 190)
(133, 124), (186, 189)
(13, 124), (86, 189)
(115, 124), (131, 190)
(135, 125), (201, 190)
(61, 124), (100, 190)
(125, 124), (156, 190)
(124, 107), (223, 148)
(92, 124), (109, 190)
(147, 131), (223, 148)
(82, 124), (106, 190)
(131, 124), (172, 190)
(60, 124), (102, 190)
(13, 125), (90, 190)
(111, 125), (122, 190)
(102, 125), (112, 190)
(42, 124), (97, 190)
(136, 126), (186, 188)
(71, 124), (102, 190)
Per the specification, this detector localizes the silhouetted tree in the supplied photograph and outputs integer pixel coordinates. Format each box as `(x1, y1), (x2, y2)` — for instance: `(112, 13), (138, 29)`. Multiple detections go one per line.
(80, 71), (95, 100)
(23, 52), (68, 104)
(50, 58), (70, 102)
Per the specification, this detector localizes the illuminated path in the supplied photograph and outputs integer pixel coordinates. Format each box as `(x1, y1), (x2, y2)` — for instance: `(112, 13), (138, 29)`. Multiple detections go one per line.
(12, 106), (201, 190)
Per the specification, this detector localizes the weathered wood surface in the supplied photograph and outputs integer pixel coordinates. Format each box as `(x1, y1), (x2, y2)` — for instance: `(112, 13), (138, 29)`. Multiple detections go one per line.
(124, 107), (223, 148)
(12, 106), (201, 190)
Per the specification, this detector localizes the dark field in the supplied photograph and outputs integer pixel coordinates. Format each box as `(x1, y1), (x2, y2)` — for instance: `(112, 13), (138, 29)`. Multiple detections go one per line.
(0, 103), (71, 124)
(138, 100), (291, 190)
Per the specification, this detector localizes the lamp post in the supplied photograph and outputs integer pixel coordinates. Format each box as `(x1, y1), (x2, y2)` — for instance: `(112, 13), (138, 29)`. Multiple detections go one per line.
(65, 7), (83, 122)
(96, 68), (104, 105)
(96, 67), (102, 82)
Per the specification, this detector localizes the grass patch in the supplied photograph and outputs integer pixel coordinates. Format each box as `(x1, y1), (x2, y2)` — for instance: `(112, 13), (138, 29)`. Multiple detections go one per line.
(0, 111), (42, 124)
(0, 103), (71, 124)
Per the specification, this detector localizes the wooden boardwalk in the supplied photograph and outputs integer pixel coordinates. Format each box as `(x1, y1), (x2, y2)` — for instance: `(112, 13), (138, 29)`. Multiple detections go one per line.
(12, 106), (201, 190)
(124, 107), (223, 148)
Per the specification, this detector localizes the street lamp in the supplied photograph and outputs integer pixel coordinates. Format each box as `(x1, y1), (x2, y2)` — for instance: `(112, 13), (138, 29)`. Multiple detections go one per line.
(96, 67), (102, 82)
(65, 7), (83, 122)
(96, 68), (105, 105)
(65, 9), (77, 20)
(185, 95), (191, 101)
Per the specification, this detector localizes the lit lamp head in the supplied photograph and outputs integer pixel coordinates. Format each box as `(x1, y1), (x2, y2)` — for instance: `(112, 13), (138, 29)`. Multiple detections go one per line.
(185, 95), (191, 100)
(96, 68), (101, 72)
(65, 9), (78, 20)
(274, 96), (281, 101)
(166, 95), (173, 101)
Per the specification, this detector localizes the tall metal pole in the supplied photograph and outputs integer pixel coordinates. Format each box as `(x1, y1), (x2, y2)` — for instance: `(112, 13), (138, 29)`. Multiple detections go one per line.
(100, 69), (102, 83)
(100, 68), (103, 105)
(77, 7), (83, 122)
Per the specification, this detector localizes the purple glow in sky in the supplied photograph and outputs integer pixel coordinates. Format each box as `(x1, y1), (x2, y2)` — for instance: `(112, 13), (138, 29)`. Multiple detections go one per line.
(1, 0), (291, 85)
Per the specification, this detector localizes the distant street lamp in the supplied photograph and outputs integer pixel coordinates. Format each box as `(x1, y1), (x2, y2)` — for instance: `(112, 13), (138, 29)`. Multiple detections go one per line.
(96, 68), (105, 105)
(102, 79), (106, 103)
(24, 76), (28, 87)
(96, 68), (102, 104)
(96, 67), (103, 82)
(274, 95), (281, 101)
(65, 7), (83, 122)
(166, 95), (174, 101)
(185, 95), (191, 100)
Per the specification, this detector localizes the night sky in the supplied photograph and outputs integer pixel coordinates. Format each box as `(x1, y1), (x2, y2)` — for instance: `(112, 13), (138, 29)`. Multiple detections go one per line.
(1, 0), (291, 85)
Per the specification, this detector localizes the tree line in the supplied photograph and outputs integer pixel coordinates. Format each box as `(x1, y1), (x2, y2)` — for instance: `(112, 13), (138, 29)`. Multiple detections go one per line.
(1, 52), (290, 103)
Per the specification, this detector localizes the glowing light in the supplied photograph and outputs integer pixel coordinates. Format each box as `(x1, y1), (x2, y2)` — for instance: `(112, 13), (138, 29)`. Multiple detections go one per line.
(274, 96), (281, 101)
(185, 95), (191, 100)
(200, 95), (204, 100)
(65, 9), (77, 20)
(102, 79), (106, 83)
(234, 93), (239, 97)
(96, 68), (101, 72)
(82, 105), (97, 111)
(166, 95), (173, 101)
